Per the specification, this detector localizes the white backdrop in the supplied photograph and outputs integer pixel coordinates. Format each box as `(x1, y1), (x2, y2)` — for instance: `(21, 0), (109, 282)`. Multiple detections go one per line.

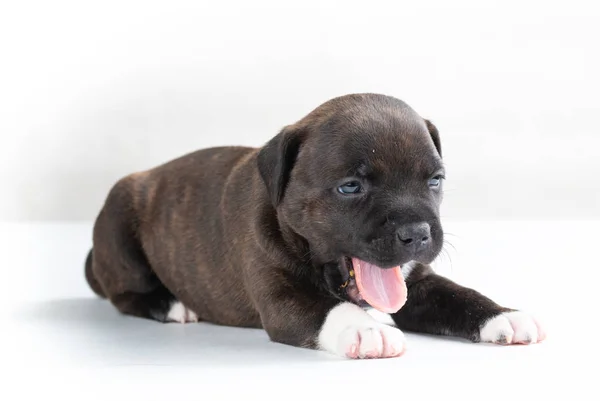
(2, 0), (599, 222)
(3, 2), (599, 395)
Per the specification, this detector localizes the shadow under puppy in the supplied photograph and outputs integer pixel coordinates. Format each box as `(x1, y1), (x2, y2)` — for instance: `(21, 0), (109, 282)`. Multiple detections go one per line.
(85, 93), (545, 359)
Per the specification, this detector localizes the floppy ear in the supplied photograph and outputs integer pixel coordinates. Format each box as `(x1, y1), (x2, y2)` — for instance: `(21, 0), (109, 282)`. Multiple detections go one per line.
(257, 125), (306, 207)
(424, 119), (442, 158)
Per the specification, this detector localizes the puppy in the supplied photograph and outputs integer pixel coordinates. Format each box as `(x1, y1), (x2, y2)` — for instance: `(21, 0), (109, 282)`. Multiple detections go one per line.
(85, 93), (545, 359)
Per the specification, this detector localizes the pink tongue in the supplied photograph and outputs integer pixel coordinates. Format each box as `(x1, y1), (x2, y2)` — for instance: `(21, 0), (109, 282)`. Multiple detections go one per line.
(352, 258), (407, 314)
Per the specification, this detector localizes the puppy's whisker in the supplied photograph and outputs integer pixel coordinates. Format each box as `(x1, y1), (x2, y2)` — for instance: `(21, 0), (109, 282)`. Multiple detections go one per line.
(441, 247), (453, 274)
(438, 238), (455, 274)
(442, 231), (460, 239)
(443, 239), (457, 253)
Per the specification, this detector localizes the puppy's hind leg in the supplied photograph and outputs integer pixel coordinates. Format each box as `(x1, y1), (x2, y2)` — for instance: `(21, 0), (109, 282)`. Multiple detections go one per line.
(86, 178), (197, 324)
(111, 285), (198, 324)
(89, 233), (198, 323)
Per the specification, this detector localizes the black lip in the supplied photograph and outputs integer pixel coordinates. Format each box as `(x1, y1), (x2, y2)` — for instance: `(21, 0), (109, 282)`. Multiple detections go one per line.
(341, 255), (404, 270)
(340, 256), (352, 274)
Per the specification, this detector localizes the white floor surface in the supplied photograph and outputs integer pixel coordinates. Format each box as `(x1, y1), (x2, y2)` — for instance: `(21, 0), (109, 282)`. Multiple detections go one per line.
(2, 221), (596, 400)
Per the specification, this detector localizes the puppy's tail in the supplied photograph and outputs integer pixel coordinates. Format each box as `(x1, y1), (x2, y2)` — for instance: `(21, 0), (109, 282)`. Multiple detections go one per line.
(85, 249), (106, 298)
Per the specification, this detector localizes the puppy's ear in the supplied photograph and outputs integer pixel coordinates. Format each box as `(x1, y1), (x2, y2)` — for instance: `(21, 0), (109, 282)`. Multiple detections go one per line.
(257, 125), (306, 206)
(424, 119), (442, 157)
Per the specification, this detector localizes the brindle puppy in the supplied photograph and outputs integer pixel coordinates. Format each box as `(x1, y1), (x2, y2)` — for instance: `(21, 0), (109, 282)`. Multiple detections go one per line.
(85, 93), (545, 358)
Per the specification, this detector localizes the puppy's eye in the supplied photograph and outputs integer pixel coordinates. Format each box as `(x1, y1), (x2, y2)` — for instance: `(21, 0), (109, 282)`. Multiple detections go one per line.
(338, 181), (362, 194)
(428, 175), (444, 188)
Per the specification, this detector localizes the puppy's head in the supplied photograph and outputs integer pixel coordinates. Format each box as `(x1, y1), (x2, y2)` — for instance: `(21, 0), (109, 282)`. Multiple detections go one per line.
(257, 93), (444, 312)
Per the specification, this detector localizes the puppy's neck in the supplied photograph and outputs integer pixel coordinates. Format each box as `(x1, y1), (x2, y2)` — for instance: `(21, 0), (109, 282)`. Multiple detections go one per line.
(277, 214), (312, 265)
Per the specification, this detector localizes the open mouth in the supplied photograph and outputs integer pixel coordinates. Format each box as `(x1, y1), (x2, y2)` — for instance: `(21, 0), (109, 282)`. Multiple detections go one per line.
(340, 257), (408, 314)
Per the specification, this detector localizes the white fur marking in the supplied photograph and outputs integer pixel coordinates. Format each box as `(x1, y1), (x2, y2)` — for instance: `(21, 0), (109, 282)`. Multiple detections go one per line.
(480, 311), (545, 344)
(186, 308), (199, 323)
(318, 302), (407, 359)
(166, 301), (198, 324)
(401, 260), (417, 280)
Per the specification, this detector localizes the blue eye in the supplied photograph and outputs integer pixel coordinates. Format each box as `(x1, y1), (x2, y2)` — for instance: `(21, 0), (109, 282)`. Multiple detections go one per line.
(338, 181), (362, 194)
(428, 175), (443, 188)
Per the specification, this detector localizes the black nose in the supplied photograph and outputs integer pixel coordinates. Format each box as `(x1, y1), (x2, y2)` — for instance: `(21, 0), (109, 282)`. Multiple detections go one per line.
(397, 222), (431, 251)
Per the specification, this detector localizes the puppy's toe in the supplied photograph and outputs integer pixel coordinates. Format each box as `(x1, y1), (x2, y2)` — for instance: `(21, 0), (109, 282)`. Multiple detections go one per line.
(338, 327), (360, 358)
(166, 301), (198, 324)
(357, 327), (383, 358)
(480, 314), (514, 344)
(534, 317), (547, 342)
(380, 324), (406, 357)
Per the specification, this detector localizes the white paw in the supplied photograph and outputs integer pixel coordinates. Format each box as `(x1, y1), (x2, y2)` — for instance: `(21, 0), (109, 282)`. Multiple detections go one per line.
(318, 302), (407, 359)
(166, 301), (198, 324)
(480, 311), (546, 345)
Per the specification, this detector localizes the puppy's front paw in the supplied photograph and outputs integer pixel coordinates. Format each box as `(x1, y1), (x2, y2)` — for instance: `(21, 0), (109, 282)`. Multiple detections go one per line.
(318, 302), (406, 359)
(338, 322), (406, 359)
(480, 311), (546, 345)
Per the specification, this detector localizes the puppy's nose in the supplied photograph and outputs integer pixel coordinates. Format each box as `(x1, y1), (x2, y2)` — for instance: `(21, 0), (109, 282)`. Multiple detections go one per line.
(397, 222), (431, 250)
